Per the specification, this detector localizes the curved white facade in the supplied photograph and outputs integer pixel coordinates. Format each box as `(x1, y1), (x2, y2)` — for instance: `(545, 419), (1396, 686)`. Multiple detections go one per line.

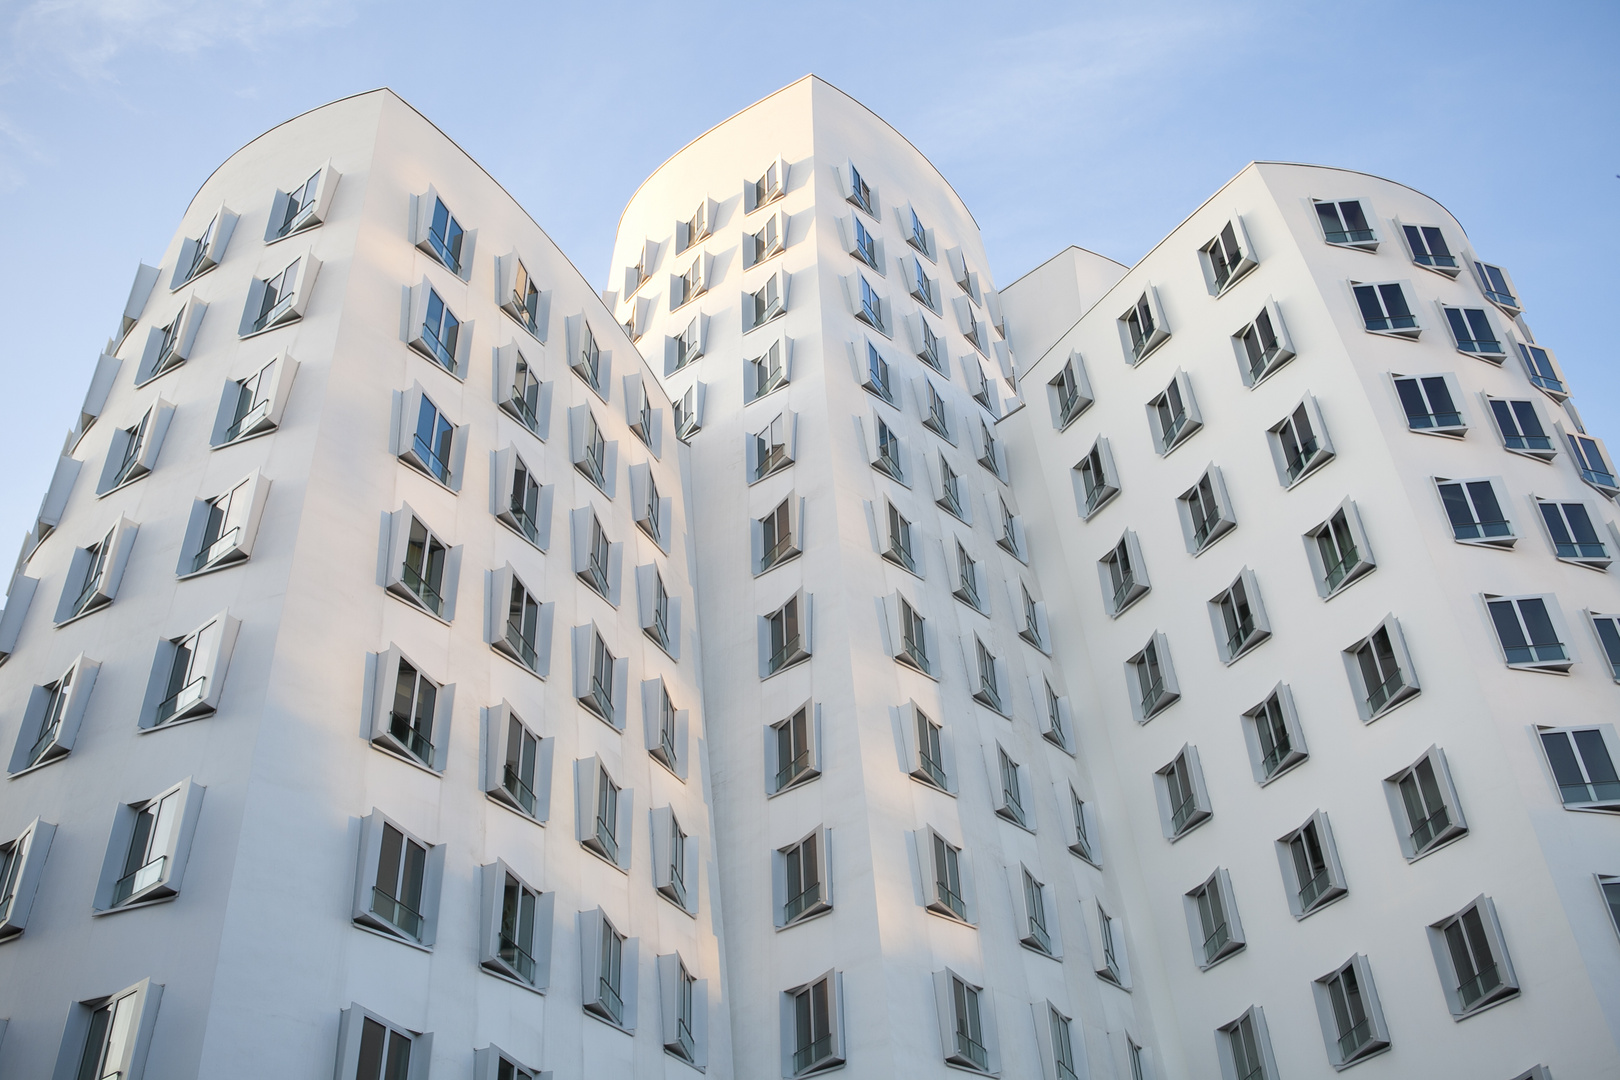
(0, 79), (1616, 1080)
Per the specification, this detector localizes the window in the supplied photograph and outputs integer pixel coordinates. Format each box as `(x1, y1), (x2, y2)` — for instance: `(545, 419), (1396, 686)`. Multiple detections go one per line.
(769, 701), (820, 794)
(370, 651), (447, 770)
(935, 970), (998, 1074)
(854, 340), (896, 407)
(97, 397), (174, 494)
(494, 343), (549, 439)
(937, 455), (968, 520)
(1401, 222), (1459, 275)
(916, 315), (946, 371)
(1537, 499), (1610, 568)
(1488, 396), (1555, 459)
(215, 347), (294, 440)
(671, 252), (712, 309)
(95, 779), (204, 911)
(483, 703), (552, 822)
(1127, 632), (1180, 722)
(947, 247), (980, 301)
(747, 337), (791, 401)
(580, 908), (637, 1030)
(496, 252), (544, 336)
(244, 255), (320, 337)
(749, 270), (789, 329)
(136, 295), (206, 384)
(994, 746), (1030, 828)
(1178, 466), (1236, 554)
(413, 189), (473, 277)
(919, 827), (972, 922)
(1039, 1005), (1081, 1080)
(1156, 745), (1212, 839)
(1209, 569), (1270, 664)
(756, 495), (802, 575)
(479, 860), (552, 991)
(1600, 877), (1620, 941)
(398, 384), (463, 488)
(1268, 396), (1334, 486)
(493, 446), (551, 549)
(958, 299), (992, 355)
(1343, 615), (1420, 720)
(1019, 868), (1056, 955)
(746, 156), (787, 213)
(1429, 897), (1519, 1017)
(1589, 614), (1620, 681)
(888, 593), (931, 674)
(1314, 198), (1378, 248)
(665, 314), (710, 378)
(642, 678), (688, 779)
(146, 613), (239, 730)
(749, 411), (797, 483)
(996, 497), (1025, 561)
(573, 625), (626, 725)
(776, 826), (832, 926)
(658, 953), (706, 1066)
(1218, 1008), (1278, 1080)
(55, 516), (138, 625)
(1442, 305), (1505, 359)
(269, 164), (338, 236)
(630, 464), (670, 549)
(975, 419), (1006, 481)
(59, 980), (163, 1080)
(568, 405), (616, 493)
(1065, 788), (1098, 864)
(1486, 593), (1573, 672)
(173, 205), (237, 287)
(906, 205), (934, 257)
(1352, 280), (1420, 338)
(1385, 746), (1467, 859)
(474, 1046), (541, 1080)
(1277, 811), (1347, 918)
(973, 638), (1007, 714)
(405, 281), (466, 373)
(1040, 679), (1071, 750)
(636, 565), (681, 660)
(906, 704), (952, 790)
(909, 254), (938, 311)
(841, 160), (876, 215)
(1018, 584), (1049, 652)
(677, 197), (714, 252)
(575, 757), (633, 870)
(674, 381), (706, 441)
(1119, 287), (1170, 363)
(1393, 372), (1467, 436)
(8, 655), (99, 773)
(783, 971), (844, 1076)
(28, 452), (81, 548)
(1185, 869), (1245, 968)
(1047, 353), (1093, 429)
(1306, 500), (1376, 598)
(488, 564), (550, 675)
(872, 413), (905, 482)
(652, 807), (697, 913)
(1472, 259), (1520, 315)
(847, 215), (881, 270)
(0, 818), (54, 939)
(382, 508), (455, 618)
(1516, 340), (1567, 399)
(1567, 430), (1620, 497)
(1233, 300), (1296, 386)
(1538, 725), (1620, 810)
(1200, 216), (1258, 294)
(1095, 905), (1128, 986)
(566, 314), (611, 398)
(761, 591), (812, 676)
(1242, 685), (1308, 784)
(744, 210), (784, 267)
(853, 275), (887, 334)
(1075, 437), (1120, 517)
(1436, 476), (1514, 546)
(352, 810), (440, 945)
(915, 380), (951, 443)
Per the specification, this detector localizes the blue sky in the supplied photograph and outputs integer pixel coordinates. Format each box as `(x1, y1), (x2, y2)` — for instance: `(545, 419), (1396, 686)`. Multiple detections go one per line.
(0, 0), (1615, 557)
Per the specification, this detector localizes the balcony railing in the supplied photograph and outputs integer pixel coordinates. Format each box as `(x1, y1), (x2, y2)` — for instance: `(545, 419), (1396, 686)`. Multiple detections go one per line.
(505, 623), (538, 670)
(1298, 869), (1331, 911)
(1457, 963), (1502, 1009)
(502, 765), (538, 816)
(597, 975), (624, 1024)
(955, 1031), (989, 1072)
(388, 711), (435, 764)
(1365, 670), (1405, 714)
(192, 527), (243, 573)
(768, 635), (802, 675)
(498, 932), (537, 982)
(1323, 546), (1360, 591)
(776, 750), (811, 792)
(1409, 806), (1451, 851)
(155, 676), (207, 726)
(1336, 1018), (1373, 1058)
(936, 881), (967, 921)
(917, 750), (948, 790)
(1202, 921), (1231, 963)
(372, 886), (424, 938)
(224, 398), (271, 443)
(1170, 793), (1199, 834)
(399, 562), (443, 614)
(1139, 677), (1166, 716)
(792, 1034), (833, 1075)
(412, 433), (452, 485)
(783, 881), (822, 924)
(1285, 439), (1320, 481)
(113, 855), (167, 906)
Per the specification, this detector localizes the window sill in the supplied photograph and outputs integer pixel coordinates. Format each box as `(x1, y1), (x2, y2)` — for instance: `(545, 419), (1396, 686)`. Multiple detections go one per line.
(485, 790), (546, 826)
(369, 736), (443, 777)
(398, 453), (459, 494)
(1455, 347), (1507, 366)
(1128, 337), (1169, 368)
(1451, 987), (1520, 1022)
(1404, 827), (1468, 865)
(93, 891), (178, 917)
(496, 515), (547, 553)
(7, 752), (69, 780)
(762, 653), (811, 680)
(406, 341), (466, 382)
(385, 584), (452, 625)
(1257, 754), (1308, 787)
(1362, 326), (1422, 342)
(500, 306), (545, 341)
(133, 362), (185, 389)
(211, 424), (278, 451)
(569, 368), (611, 405)
(1196, 940), (1246, 971)
(265, 218), (319, 246)
(1293, 888), (1349, 921)
(768, 769), (820, 798)
(777, 904), (833, 931)
(580, 842), (629, 875)
(656, 888), (698, 919)
(238, 312), (304, 342)
(52, 602), (111, 630)
(138, 708), (215, 735)
(351, 918), (434, 953)
(1212, 263), (1259, 297)
(96, 472), (149, 500)
(744, 310), (787, 335)
(177, 554), (249, 581)
(479, 960), (547, 997)
(490, 641), (545, 680)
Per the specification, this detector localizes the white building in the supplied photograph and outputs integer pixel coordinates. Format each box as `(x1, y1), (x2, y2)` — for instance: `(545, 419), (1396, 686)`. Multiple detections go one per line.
(0, 79), (1616, 1080)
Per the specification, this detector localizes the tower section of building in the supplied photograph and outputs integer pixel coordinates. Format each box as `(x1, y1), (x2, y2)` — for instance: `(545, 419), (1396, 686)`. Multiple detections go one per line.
(0, 89), (731, 1080)
(609, 76), (1159, 1080)
(1000, 162), (1620, 1080)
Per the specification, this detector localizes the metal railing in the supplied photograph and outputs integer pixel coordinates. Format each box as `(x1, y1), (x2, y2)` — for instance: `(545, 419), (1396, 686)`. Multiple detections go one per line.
(1336, 1018), (1373, 1058)
(1323, 547), (1360, 590)
(775, 750), (811, 791)
(1202, 921), (1231, 963)
(792, 1034), (833, 1074)
(1192, 509), (1223, 549)
(502, 765), (537, 816)
(1084, 480), (1110, 514)
(1170, 793), (1199, 834)
(936, 881), (967, 920)
(783, 881), (822, 923)
(192, 527), (243, 573)
(508, 502), (540, 545)
(412, 434), (453, 485)
(388, 711), (435, 763)
(1365, 670), (1405, 714)
(113, 855), (167, 906)
(507, 388), (539, 431)
(1260, 739), (1292, 777)
(1111, 573), (1137, 612)
(224, 398), (270, 443)
(594, 816), (620, 863)
(155, 676), (207, 726)
(1285, 439), (1320, 481)
(597, 975), (624, 1023)
(761, 533), (795, 571)
(886, 540), (916, 573)
(498, 933), (536, 982)
(371, 886), (424, 938)
(1457, 963), (1501, 1009)
(1226, 618), (1257, 658)
(1139, 677), (1166, 716)
(1298, 869), (1331, 911)
(1026, 917), (1052, 954)
(768, 635), (802, 674)
(588, 679), (614, 721)
(27, 709), (66, 767)
(1409, 806), (1451, 851)
(504, 623), (538, 670)
(955, 1031), (989, 1072)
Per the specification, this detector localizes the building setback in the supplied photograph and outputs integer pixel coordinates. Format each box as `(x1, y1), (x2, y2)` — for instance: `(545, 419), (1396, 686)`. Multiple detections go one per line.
(0, 79), (1615, 1080)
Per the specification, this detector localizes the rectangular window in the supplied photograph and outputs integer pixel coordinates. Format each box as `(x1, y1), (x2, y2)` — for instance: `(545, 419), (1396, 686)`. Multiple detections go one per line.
(897, 597), (930, 674)
(369, 821), (427, 941)
(910, 256), (938, 310)
(852, 216), (879, 269)
(115, 795), (179, 905)
(1429, 896), (1518, 1016)
(1268, 396), (1333, 485)
(0, 819), (53, 939)
(930, 832), (969, 921)
(499, 253), (543, 334)
(1147, 371), (1201, 454)
(397, 516), (447, 616)
(748, 158), (785, 213)
(587, 912), (628, 1026)
(248, 256), (316, 336)
(973, 639), (1005, 714)
(785, 972), (843, 1076)
(1098, 907), (1126, 985)
(655, 810), (691, 910)
(420, 194), (469, 275)
(1119, 288), (1170, 363)
(779, 828), (829, 926)
(1538, 726), (1620, 809)
(662, 955), (701, 1064)
(1185, 868), (1245, 968)
(757, 496), (801, 574)
(1402, 222), (1458, 273)
(56, 517), (137, 625)
(937, 456), (967, 520)
(1041, 679), (1069, 750)
(748, 338), (789, 401)
(1486, 594), (1571, 671)
(185, 472), (268, 577)
(762, 593), (811, 676)
(857, 276), (886, 333)
(1048, 354), (1092, 429)
(498, 449), (546, 547)
(1233, 301), (1295, 385)
(771, 703), (818, 793)
(413, 284), (462, 372)
(1443, 305), (1504, 358)
(1537, 499), (1609, 567)
(864, 342), (893, 403)
(1100, 531), (1150, 616)
(1019, 868), (1054, 955)
(745, 211), (784, 267)
(912, 708), (949, 790)
(1243, 685), (1308, 784)
(65, 981), (162, 1080)
(409, 391), (457, 486)
(873, 415), (904, 481)
(270, 165), (330, 240)
(1472, 260), (1520, 314)
(908, 207), (933, 256)
(382, 658), (438, 767)
(1157, 745), (1211, 839)
(750, 271), (787, 329)
(1201, 217), (1257, 294)
(945, 973), (991, 1072)
(173, 206), (236, 287)
(1517, 341), (1567, 399)
(845, 162), (875, 215)
(1344, 616), (1420, 720)
(1315, 199), (1377, 247)
(1353, 280), (1419, 337)
(1437, 476), (1515, 546)
(1278, 811), (1347, 917)
(1067, 788), (1097, 864)
(1394, 373), (1466, 436)
(1386, 746), (1467, 859)
(751, 411), (796, 482)
(1568, 432), (1620, 496)
(918, 316), (946, 370)
(1306, 501), (1375, 597)
(1128, 633), (1179, 721)
(1076, 437), (1120, 517)
(503, 576), (543, 673)
(1019, 584), (1047, 651)
(1211, 569), (1270, 663)
(216, 355), (295, 445)
(996, 747), (1028, 828)
(997, 497), (1024, 560)
(1590, 615), (1620, 681)
(672, 255), (709, 308)
(922, 378), (952, 439)
(1489, 397), (1554, 458)
(10, 656), (98, 773)
(1179, 467), (1235, 553)
(487, 705), (549, 821)
(481, 861), (548, 989)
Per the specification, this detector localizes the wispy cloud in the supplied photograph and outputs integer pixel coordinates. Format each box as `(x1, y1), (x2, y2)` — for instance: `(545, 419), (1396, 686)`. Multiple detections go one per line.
(6, 0), (361, 83)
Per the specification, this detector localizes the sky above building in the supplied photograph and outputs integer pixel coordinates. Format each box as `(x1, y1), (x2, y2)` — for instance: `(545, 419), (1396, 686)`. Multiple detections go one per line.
(0, 0), (1615, 555)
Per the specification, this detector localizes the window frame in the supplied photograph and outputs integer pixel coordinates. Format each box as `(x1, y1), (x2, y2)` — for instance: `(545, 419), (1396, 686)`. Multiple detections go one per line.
(350, 808), (443, 948)
(7, 655), (100, 775)
(900, 701), (955, 794)
(477, 859), (554, 992)
(746, 409), (799, 485)
(395, 382), (468, 491)
(1562, 426), (1620, 498)
(1154, 744), (1213, 840)
(914, 825), (976, 924)
(753, 493), (804, 576)
(1073, 436), (1121, 518)
(1047, 352), (1094, 430)
(1304, 498), (1376, 599)
(136, 294), (208, 384)
(365, 645), (455, 773)
(409, 185), (476, 279)
(1483, 592), (1575, 673)
(1177, 465), (1237, 555)
(1126, 631), (1181, 723)
(747, 267), (791, 332)
(932, 968), (1001, 1075)
(1183, 867), (1246, 970)
(482, 701), (553, 823)
(492, 444), (554, 551)
(657, 951), (708, 1068)
(1266, 394), (1335, 487)
(1532, 497), (1611, 569)
(571, 622), (630, 728)
(1276, 810), (1349, 919)
(1536, 724), (1620, 811)
(1437, 301), (1508, 362)
(1099, 529), (1151, 617)
(55, 979), (165, 1080)
(1433, 475), (1517, 548)
(579, 907), (639, 1032)
(774, 825), (833, 928)
(1383, 745), (1468, 861)
(171, 203), (238, 288)
(1240, 683), (1309, 785)
(93, 780), (206, 914)
(210, 352), (299, 447)
(54, 515), (139, 627)
(1587, 611), (1620, 682)
(1342, 614), (1421, 721)
(1208, 567), (1271, 664)
(780, 969), (845, 1077)
(1216, 1006), (1280, 1080)
(1390, 371), (1468, 438)
(1231, 298), (1297, 387)
(641, 677), (689, 781)
(380, 503), (461, 621)
(0, 817), (56, 940)
(574, 757), (634, 872)
(651, 805), (700, 915)
(745, 335), (794, 403)
(768, 700), (822, 795)
(1484, 393), (1557, 462)
(1313, 197), (1380, 250)
(1350, 279), (1421, 339)
(1426, 895), (1519, 1019)
(239, 253), (320, 339)
(759, 590), (813, 677)
(486, 563), (555, 678)
(95, 397), (176, 496)
(570, 506), (624, 606)
(1515, 338), (1568, 401)
(1145, 369), (1203, 456)
(1198, 214), (1259, 295)
(1117, 285), (1171, 365)
(403, 277), (472, 377)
